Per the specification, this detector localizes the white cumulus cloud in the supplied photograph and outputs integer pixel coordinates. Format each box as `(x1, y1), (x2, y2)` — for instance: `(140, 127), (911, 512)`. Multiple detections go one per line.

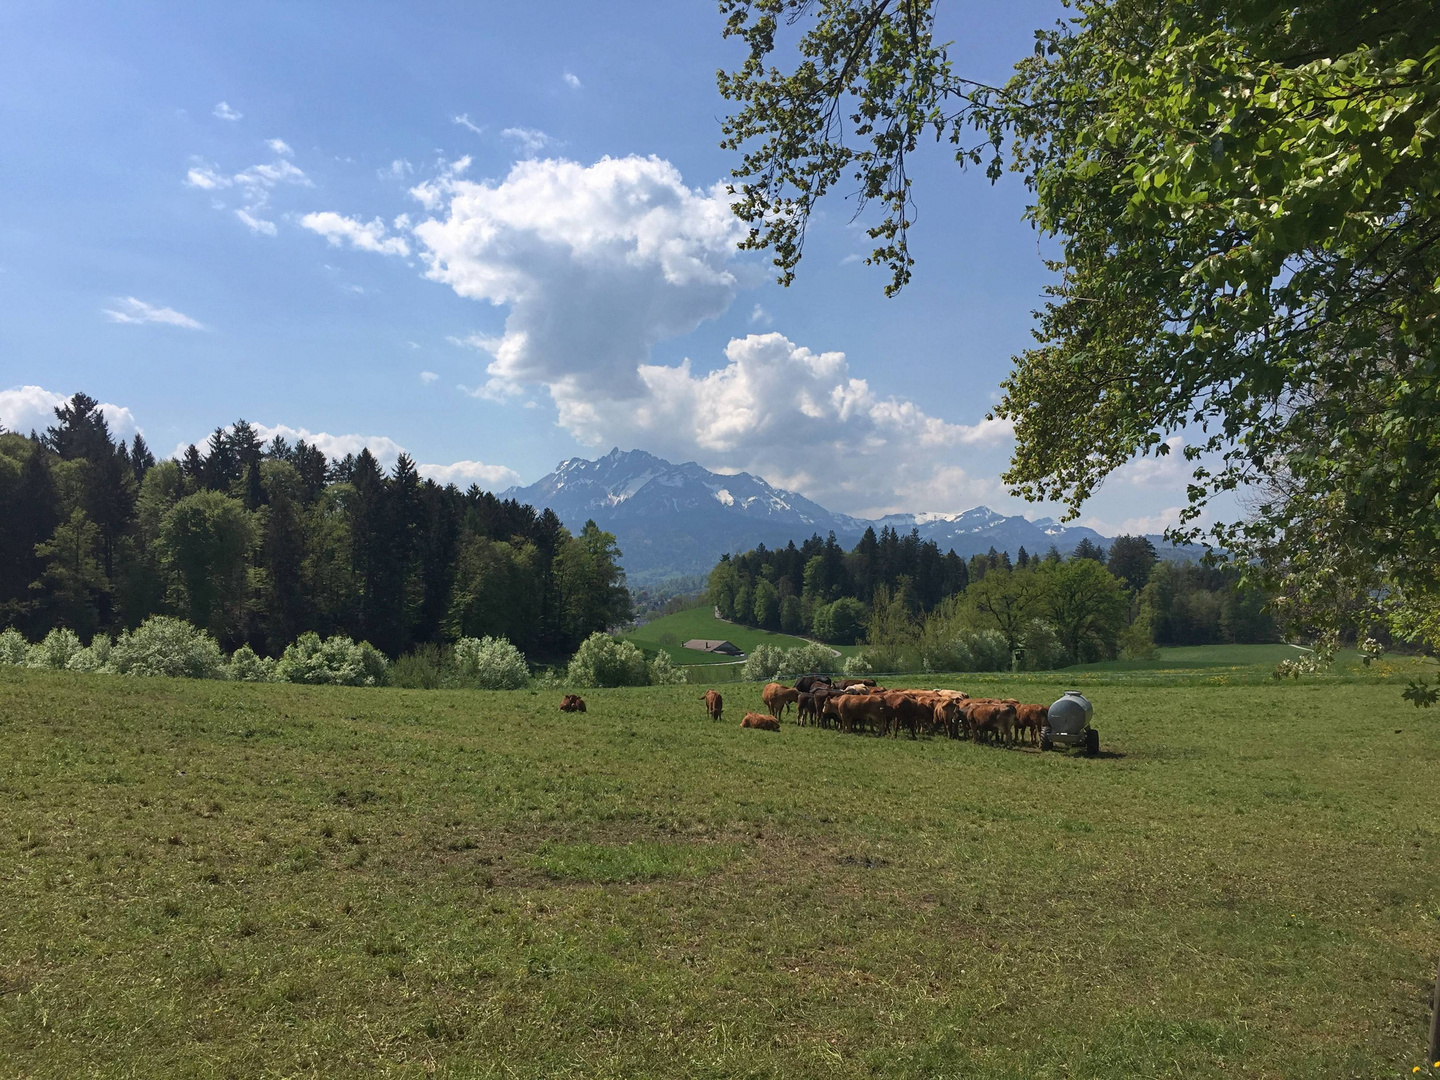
(102, 297), (205, 330)
(563, 72), (582, 89)
(411, 155), (744, 400)
(300, 212), (411, 256)
(417, 459), (521, 488)
(213, 101), (242, 121)
(419, 370), (439, 384)
(0, 385), (139, 439)
(266, 138), (293, 157)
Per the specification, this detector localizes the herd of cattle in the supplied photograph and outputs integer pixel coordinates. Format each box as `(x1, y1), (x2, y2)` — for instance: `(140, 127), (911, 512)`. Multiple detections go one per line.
(702, 677), (1047, 746)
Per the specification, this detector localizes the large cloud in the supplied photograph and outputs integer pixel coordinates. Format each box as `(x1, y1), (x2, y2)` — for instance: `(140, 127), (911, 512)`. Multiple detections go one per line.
(565, 332), (1011, 517)
(409, 155), (745, 401)
(0, 385), (140, 440)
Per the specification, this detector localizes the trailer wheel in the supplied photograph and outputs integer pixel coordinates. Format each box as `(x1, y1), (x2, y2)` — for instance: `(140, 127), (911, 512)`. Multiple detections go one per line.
(1084, 728), (1099, 757)
(1040, 727), (1053, 752)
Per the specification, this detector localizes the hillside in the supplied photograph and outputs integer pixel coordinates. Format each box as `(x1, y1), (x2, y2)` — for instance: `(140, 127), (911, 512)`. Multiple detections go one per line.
(622, 606), (861, 666)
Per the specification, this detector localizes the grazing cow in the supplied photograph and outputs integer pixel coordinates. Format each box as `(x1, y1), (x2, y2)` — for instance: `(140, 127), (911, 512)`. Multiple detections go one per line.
(762, 682), (800, 719)
(961, 700), (1017, 746)
(934, 698), (966, 740)
(1006, 701), (1047, 746)
(822, 692), (891, 736)
(559, 694), (587, 713)
(881, 690), (940, 739)
(793, 674), (833, 694)
(740, 711), (781, 732)
(702, 689), (723, 722)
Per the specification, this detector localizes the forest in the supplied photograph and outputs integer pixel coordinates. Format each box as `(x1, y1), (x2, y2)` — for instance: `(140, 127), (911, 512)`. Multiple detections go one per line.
(708, 527), (1277, 667)
(0, 393), (631, 662)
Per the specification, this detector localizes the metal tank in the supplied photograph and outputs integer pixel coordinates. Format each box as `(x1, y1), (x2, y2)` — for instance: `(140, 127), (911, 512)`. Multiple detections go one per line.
(1041, 690), (1098, 755)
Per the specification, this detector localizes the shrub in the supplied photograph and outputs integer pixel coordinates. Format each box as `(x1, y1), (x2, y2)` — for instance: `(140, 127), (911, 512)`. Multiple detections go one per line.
(964, 629), (1012, 672)
(920, 635), (974, 673)
(67, 634), (113, 673)
(776, 642), (840, 678)
(566, 633), (650, 688)
(111, 617), (225, 679)
(647, 651), (687, 685)
(1020, 620), (1071, 670)
(277, 632), (389, 687)
(0, 627), (28, 666)
(842, 651), (874, 676)
(27, 628), (84, 670)
(454, 636), (530, 690)
(390, 645), (449, 689)
(225, 644), (279, 682)
(740, 643), (786, 682)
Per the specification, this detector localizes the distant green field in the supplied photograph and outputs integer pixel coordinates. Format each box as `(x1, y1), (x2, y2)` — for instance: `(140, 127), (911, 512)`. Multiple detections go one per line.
(2, 663), (1438, 1077)
(623, 605), (861, 666)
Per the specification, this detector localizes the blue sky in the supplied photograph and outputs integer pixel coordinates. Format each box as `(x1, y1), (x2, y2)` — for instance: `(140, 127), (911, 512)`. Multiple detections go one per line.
(0, 1), (1202, 534)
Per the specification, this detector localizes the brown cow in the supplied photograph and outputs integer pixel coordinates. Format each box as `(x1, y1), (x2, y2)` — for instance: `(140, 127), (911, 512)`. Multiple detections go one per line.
(835, 677), (878, 690)
(740, 711), (781, 732)
(762, 682), (800, 719)
(558, 694), (587, 713)
(796, 691), (820, 726)
(822, 692), (891, 735)
(702, 689), (723, 722)
(1005, 700), (1047, 746)
(793, 675), (832, 694)
(934, 698), (966, 740)
(962, 700), (1016, 745)
(881, 690), (943, 738)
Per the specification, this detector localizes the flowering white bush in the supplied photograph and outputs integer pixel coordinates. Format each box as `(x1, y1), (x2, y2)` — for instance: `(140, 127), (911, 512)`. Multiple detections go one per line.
(740, 643), (785, 682)
(67, 634), (113, 673)
(0, 627), (29, 666)
(225, 644), (279, 682)
(566, 632), (650, 688)
(110, 617), (225, 679)
(277, 632), (389, 687)
(842, 651), (874, 676)
(647, 651), (687, 685)
(776, 642), (840, 678)
(27, 628), (85, 670)
(454, 635), (530, 690)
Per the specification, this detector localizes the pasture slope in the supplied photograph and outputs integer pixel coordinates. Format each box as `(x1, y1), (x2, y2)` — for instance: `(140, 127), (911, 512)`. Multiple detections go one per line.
(2, 660), (1439, 1078)
(622, 606), (861, 667)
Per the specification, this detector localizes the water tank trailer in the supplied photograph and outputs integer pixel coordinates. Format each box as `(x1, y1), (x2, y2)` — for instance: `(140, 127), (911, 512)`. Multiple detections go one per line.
(1041, 691), (1099, 756)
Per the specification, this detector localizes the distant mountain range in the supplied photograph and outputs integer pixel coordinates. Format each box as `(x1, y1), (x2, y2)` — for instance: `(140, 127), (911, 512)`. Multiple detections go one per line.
(503, 448), (1186, 583)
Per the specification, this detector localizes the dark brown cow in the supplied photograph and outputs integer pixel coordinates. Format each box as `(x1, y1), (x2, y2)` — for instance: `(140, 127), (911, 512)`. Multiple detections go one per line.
(558, 694), (587, 713)
(796, 691), (820, 726)
(762, 682), (800, 719)
(740, 711), (781, 732)
(793, 675), (833, 694)
(880, 690), (941, 738)
(835, 677), (879, 690)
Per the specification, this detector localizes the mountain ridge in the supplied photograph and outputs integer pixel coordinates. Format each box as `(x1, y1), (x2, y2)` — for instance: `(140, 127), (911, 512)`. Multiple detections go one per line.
(502, 448), (1170, 583)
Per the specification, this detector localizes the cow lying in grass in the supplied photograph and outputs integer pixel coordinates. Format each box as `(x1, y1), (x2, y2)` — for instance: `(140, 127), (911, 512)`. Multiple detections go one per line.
(559, 694), (586, 713)
(740, 711), (781, 731)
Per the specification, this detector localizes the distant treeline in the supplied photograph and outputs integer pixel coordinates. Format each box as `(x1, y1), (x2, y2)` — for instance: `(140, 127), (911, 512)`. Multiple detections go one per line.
(0, 394), (631, 661)
(708, 527), (1276, 663)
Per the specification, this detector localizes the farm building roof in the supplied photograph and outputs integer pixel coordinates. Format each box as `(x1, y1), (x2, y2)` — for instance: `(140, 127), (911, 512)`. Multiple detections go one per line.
(682, 639), (744, 656)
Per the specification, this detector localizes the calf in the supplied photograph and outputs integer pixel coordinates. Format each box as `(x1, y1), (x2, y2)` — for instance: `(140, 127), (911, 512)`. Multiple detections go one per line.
(796, 691), (820, 726)
(762, 682), (800, 719)
(702, 689), (723, 722)
(740, 711), (781, 732)
(558, 694), (587, 713)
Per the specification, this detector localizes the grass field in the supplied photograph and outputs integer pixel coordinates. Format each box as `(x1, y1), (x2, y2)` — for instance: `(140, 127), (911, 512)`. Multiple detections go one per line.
(3, 659), (1439, 1078)
(623, 605), (861, 667)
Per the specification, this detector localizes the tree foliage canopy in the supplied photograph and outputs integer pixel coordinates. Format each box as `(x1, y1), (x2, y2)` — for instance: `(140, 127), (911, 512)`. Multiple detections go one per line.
(719, 0), (1440, 649)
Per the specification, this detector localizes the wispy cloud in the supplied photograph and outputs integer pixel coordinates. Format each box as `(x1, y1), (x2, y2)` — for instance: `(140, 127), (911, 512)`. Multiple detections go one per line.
(501, 127), (554, 156)
(300, 211), (411, 256)
(563, 72), (582, 89)
(213, 101), (242, 122)
(749, 303), (772, 326)
(378, 158), (413, 180)
(101, 297), (205, 330)
(266, 138), (293, 157)
(419, 371), (439, 384)
(452, 114), (484, 135)
(234, 209), (277, 235)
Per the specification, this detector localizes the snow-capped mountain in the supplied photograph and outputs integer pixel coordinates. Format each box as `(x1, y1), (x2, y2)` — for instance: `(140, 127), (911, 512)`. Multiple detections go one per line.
(503, 449), (1160, 582)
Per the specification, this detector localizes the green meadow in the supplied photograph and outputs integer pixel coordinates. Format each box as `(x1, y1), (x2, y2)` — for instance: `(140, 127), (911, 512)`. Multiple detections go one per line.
(2, 653), (1439, 1078)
